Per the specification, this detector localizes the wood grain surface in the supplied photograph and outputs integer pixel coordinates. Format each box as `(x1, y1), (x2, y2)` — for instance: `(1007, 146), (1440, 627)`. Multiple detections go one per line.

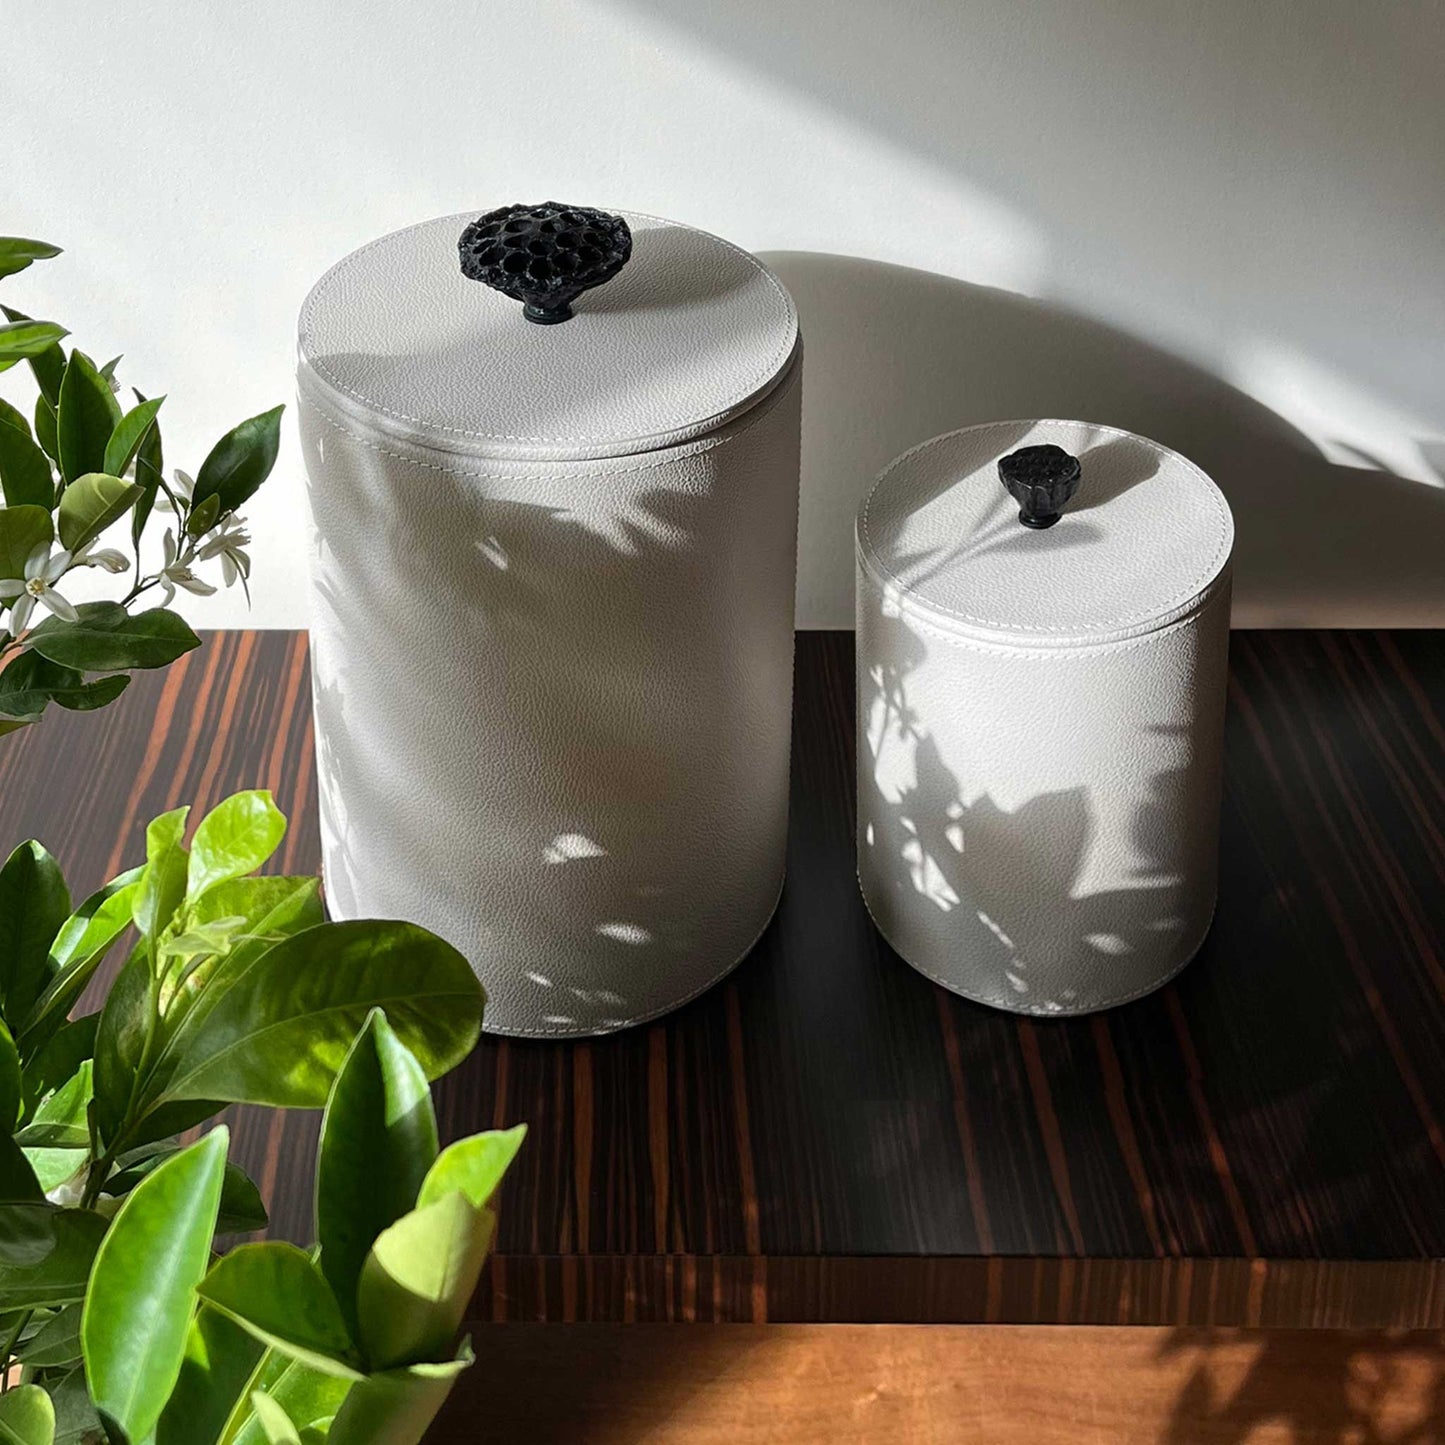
(2, 630), (1443, 1327)
(434, 1324), (1445, 1443)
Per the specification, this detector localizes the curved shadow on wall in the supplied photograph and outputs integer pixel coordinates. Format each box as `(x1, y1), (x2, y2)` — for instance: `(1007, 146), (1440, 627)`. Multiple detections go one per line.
(764, 251), (1445, 627)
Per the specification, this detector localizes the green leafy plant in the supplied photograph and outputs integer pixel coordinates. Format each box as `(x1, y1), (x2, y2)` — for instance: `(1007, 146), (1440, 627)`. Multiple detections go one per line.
(0, 791), (521, 1444)
(0, 235), (282, 737)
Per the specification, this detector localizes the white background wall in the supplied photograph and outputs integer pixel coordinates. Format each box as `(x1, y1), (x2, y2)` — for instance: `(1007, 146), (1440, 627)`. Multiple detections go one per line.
(5, 0), (1443, 629)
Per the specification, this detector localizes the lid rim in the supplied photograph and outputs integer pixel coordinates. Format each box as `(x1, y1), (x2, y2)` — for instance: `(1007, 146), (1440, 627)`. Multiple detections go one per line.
(857, 539), (1233, 651)
(296, 338), (801, 465)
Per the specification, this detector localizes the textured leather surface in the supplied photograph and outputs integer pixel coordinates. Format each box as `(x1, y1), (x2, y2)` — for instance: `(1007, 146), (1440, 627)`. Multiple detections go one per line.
(858, 420), (1234, 647)
(301, 350), (801, 1038)
(856, 422), (1233, 1015)
(298, 211), (799, 462)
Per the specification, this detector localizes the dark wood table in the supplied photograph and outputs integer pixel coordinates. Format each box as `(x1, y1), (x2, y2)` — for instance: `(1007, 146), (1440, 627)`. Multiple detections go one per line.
(4, 630), (1444, 1331)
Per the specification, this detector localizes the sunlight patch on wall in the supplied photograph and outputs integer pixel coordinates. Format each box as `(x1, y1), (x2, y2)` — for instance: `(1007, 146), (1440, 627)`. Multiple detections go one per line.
(1229, 339), (1445, 488)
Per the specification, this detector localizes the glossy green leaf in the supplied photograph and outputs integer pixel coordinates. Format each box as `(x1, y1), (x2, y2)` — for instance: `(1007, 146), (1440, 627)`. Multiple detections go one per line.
(82, 1128), (229, 1445)
(0, 1131), (43, 1202)
(218, 1160), (269, 1234)
(130, 393), (164, 547)
(0, 319), (68, 362)
(326, 1345), (472, 1445)
(18, 1061), (93, 1192)
(161, 919), (252, 967)
(0, 840), (70, 1025)
(132, 805), (189, 942)
(0, 418), (54, 508)
(248, 1394), (301, 1445)
(223, 1351), (352, 1445)
(0, 399), (29, 437)
(1, 308), (65, 408)
(48, 868), (142, 974)
(0, 653), (129, 724)
(56, 472), (141, 552)
(20, 873), (140, 1050)
(416, 1125), (526, 1213)
(187, 492), (222, 539)
(188, 792), (286, 901)
(17, 1015), (98, 1120)
(17, 1301), (81, 1367)
(197, 1243), (362, 1379)
(186, 876), (322, 940)
(0, 506), (53, 600)
(159, 1303), (264, 1445)
(16, 1060), (91, 1146)
(316, 1011), (438, 1339)
(47, 1368), (98, 1445)
(54, 672), (130, 714)
(105, 1151), (267, 1234)
(111, 1098), (222, 1157)
(32, 397), (57, 464)
(151, 921), (481, 1112)
(0, 237), (62, 281)
(101, 395), (164, 480)
(55, 352), (120, 485)
(193, 405), (284, 517)
(161, 876), (322, 1033)
(92, 945), (153, 1148)
(355, 1192), (494, 1370)
(25, 600), (201, 673)
(0, 1020), (19, 1132)
(0, 1206), (106, 1309)
(0, 654), (60, 723)
(0, 1383), (56, 1445)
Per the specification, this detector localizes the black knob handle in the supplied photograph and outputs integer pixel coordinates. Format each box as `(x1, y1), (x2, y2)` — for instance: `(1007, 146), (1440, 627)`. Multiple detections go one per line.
(458, 202), (633, 325)
(998, 444), (1082, 529)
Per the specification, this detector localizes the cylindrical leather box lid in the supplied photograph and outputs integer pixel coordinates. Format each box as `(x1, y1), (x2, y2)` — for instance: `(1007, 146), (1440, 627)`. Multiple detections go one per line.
(298, 209), (801, 1037)
(855, 420), (1233, 1015)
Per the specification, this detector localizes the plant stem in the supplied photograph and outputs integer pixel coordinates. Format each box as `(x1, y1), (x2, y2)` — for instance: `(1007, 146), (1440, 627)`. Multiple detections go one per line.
(119, 575), (159, 606)
(0, 1309), (32, 1392)
(79, 1147), (118, 1211)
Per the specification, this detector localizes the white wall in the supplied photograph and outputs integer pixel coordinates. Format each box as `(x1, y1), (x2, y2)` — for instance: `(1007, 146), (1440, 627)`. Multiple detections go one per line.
(5, 0), (1442, 629)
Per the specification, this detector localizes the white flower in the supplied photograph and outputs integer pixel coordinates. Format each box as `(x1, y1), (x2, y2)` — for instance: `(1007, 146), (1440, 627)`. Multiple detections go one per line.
(0, 543), (77, 636)
(157, 468), (196, 513)
(195, 513), (252, 588)
(73, 542), (130, 574)
(45, 1165), (89, 1209)
(159, 528), (217, 605)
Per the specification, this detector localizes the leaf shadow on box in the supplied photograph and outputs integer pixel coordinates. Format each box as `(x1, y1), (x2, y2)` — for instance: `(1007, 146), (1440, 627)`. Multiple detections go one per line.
(761, 251), (1445, 628)
(858, 604), (1200, 1019)
(302, 368), (799, 1034)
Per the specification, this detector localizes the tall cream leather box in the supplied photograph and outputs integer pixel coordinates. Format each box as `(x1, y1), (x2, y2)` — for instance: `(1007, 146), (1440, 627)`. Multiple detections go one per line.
(298, 207), (801, 1037)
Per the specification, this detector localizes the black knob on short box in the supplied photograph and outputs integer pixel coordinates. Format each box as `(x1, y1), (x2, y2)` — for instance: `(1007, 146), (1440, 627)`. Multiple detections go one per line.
(458, 202), (633, 325)
(998, 445), (1082, 529)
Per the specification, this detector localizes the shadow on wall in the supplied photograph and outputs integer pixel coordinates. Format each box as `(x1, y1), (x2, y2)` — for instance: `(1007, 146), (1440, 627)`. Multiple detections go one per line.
(763, 251), (1445, 628)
